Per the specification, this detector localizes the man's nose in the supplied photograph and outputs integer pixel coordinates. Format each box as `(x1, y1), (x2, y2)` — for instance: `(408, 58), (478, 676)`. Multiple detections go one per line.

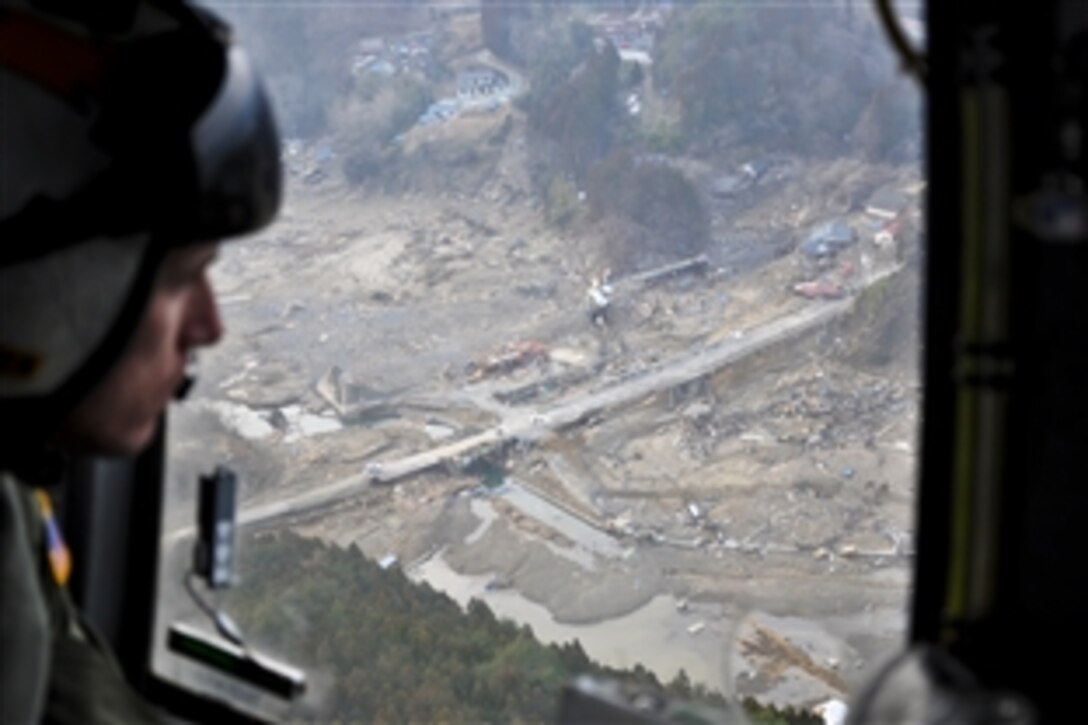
(183, 275), (225, 349)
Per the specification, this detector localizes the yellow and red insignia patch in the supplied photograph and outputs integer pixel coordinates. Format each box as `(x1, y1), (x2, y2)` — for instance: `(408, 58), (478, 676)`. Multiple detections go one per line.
(34, 489), (71, 586)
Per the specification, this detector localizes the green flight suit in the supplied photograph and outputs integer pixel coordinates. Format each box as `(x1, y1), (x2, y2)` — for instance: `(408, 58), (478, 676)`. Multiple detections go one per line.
(0, 473), (167, 723)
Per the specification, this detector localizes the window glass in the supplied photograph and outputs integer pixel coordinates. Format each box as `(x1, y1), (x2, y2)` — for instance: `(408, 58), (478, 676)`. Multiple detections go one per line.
(157, 2), (925, 720)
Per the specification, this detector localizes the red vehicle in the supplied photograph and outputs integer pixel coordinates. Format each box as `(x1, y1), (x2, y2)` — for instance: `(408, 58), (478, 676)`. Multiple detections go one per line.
(792, 279), (847, 299)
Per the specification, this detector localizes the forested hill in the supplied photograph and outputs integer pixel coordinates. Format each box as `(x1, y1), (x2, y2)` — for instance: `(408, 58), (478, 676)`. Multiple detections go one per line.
(227, 532), (819, 724)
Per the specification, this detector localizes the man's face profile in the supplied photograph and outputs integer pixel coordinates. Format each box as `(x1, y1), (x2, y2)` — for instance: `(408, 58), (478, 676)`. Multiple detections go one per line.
(56, 243), (224, 455)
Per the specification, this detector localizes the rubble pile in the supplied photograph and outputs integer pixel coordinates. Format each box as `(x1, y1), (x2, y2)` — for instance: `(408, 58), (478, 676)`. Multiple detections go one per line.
(759, 368), (910, 448)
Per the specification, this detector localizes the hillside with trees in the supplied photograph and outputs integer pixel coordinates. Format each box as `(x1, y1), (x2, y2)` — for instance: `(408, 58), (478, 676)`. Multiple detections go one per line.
(653, 2), (919, 160)
(227, 532), (818, 724)
(587, 152), (710, 272)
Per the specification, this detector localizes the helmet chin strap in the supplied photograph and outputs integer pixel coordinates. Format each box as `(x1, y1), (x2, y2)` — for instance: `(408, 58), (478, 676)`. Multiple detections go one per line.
(173, 374), (195, 401)
(174, 353), (197, 401)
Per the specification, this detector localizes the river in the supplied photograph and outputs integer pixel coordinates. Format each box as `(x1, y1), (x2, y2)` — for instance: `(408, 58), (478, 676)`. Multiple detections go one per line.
(409, 552), (728, 691)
